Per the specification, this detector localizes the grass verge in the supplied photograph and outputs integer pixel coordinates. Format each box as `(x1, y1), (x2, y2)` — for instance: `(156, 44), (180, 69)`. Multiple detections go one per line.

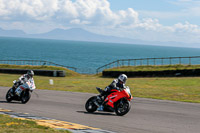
(0, 114), (70, 133)
(0, 73), (200, 103)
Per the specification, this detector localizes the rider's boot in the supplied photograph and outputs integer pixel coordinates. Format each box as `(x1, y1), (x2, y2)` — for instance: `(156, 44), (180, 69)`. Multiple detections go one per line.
(96, 93), (103, 111)
(97, 105), (104, 111)
(97, 95), (105, 111)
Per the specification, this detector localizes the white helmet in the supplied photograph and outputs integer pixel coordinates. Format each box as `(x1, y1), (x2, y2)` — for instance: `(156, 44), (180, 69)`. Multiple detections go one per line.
(118, 74), (127, 84)
(27, 70), (34, 78)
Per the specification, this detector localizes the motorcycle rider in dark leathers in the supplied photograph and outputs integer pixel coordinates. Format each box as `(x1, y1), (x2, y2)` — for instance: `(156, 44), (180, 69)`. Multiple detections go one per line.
(97, 74), (128, 102)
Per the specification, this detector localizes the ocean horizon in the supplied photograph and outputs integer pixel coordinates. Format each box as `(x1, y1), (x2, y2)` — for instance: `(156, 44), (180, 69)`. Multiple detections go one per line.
(1, 37), (200, 73)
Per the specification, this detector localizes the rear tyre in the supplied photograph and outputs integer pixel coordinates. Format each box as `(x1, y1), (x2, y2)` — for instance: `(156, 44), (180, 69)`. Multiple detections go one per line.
(85, 96), (98, 113)
(21, 91), (31, 104)
(6, 89), (13, 102)
(115, 99), (131, 116)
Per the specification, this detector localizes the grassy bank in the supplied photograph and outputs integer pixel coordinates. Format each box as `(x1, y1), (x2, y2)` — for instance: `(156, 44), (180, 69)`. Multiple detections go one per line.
(0, 64), (79, 77)
(0, 73), (200, 103)
(0, 114), (70, 133)
(104, 65), (200, 72)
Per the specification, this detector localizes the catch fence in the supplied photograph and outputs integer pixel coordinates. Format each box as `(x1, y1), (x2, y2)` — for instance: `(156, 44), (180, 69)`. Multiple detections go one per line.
(1, 56), (200, 74)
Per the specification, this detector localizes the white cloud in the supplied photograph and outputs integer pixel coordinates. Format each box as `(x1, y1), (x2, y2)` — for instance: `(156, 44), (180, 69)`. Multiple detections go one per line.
(0, 0), (59, 20)
(0, 0), (200, 44)
(70, 19), (91, 25)
(174, 22), (200, 33)
(60, 0), (79, 18)
(0, 0), (139, 25)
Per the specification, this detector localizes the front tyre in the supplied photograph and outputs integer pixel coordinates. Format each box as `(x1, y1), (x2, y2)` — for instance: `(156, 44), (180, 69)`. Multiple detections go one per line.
(85, 96), (98, 113)
(115, 99), (131, 116)
(21, 90), (31, 104)
(6, 89), (13, 102)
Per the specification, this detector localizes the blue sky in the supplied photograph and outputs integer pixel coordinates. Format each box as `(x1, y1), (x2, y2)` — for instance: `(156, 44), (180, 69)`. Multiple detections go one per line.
(109, 0), (199, 25)
(109, 0), (178, 11)
(0, 0), (200, 46)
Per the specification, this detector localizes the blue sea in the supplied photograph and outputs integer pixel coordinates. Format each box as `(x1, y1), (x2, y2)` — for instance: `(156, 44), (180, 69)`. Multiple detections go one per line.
(0, 37), (200, 73)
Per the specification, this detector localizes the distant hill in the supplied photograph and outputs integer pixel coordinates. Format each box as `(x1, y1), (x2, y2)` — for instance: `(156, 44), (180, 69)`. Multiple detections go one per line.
(30, 28), (148, 44)
(0, 27), (199, 48)
(0, 27), (149, 44)
(0, 28), (26, 38)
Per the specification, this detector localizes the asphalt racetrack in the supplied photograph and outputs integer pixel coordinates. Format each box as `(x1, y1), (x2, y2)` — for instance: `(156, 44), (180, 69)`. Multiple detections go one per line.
(0, 86), (200, 133)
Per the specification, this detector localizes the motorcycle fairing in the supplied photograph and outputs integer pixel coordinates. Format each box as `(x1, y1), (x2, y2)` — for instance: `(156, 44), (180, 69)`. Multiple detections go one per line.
(104, 90), (128, 108)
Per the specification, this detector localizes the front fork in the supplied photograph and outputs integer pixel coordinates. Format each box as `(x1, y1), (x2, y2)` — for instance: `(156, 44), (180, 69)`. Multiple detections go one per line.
(119, 99), (124, 108)
(9, 85), (17, 97)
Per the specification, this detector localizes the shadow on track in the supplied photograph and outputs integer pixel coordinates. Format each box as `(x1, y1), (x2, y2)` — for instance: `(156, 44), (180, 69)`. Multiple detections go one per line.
(33, 91), (39, 98)
(0, 100), (22, 104)
(77, 111), (116, 116)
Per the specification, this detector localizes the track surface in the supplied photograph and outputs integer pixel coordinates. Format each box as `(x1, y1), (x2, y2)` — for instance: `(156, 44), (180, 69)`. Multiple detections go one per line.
(0, 86), (200, 133)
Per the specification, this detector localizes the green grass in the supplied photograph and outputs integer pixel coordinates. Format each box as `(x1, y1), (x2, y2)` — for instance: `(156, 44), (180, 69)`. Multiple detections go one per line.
(129, 77), (200, 103)
(104, 65), (200, 72)
(0, 114), (70, 133)
(0, 73), (200, 103)
(1, 64), (200, 103)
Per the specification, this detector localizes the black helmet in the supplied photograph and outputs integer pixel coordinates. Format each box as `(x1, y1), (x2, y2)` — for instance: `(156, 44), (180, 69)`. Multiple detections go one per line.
(27, 70), (34, 78)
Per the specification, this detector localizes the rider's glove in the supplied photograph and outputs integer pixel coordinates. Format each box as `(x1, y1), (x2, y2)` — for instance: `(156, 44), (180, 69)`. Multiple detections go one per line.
(20, 80), (25, 84)
(104, 87), (109, 91)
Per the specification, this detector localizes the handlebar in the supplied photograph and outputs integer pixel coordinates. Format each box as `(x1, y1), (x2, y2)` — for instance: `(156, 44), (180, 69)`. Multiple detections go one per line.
(96, 87), (103, 93)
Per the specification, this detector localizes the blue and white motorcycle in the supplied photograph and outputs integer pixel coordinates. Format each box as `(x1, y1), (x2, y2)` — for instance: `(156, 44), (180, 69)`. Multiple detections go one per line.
(6, 79), (35, 104)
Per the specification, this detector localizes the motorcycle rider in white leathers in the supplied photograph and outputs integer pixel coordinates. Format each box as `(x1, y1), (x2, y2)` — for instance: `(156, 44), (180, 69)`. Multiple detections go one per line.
(11, 70), (36, 95)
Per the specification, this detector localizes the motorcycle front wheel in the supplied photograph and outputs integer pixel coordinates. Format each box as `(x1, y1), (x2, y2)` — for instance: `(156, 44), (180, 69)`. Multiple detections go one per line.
(21, 90), (31, 104)
(85, 96), (98, 113)
(114, 99), (131, 116)
(6, 89), (13, 102)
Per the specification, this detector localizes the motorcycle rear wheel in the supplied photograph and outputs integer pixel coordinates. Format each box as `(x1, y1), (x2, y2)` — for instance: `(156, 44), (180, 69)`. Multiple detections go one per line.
(115, 99), (131, 116)
(85, 96), (98, 113)
(6, 89), (13, 102)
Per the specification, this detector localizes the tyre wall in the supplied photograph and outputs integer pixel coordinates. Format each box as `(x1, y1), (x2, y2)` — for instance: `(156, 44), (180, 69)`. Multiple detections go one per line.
(0, 68), (65, 77)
